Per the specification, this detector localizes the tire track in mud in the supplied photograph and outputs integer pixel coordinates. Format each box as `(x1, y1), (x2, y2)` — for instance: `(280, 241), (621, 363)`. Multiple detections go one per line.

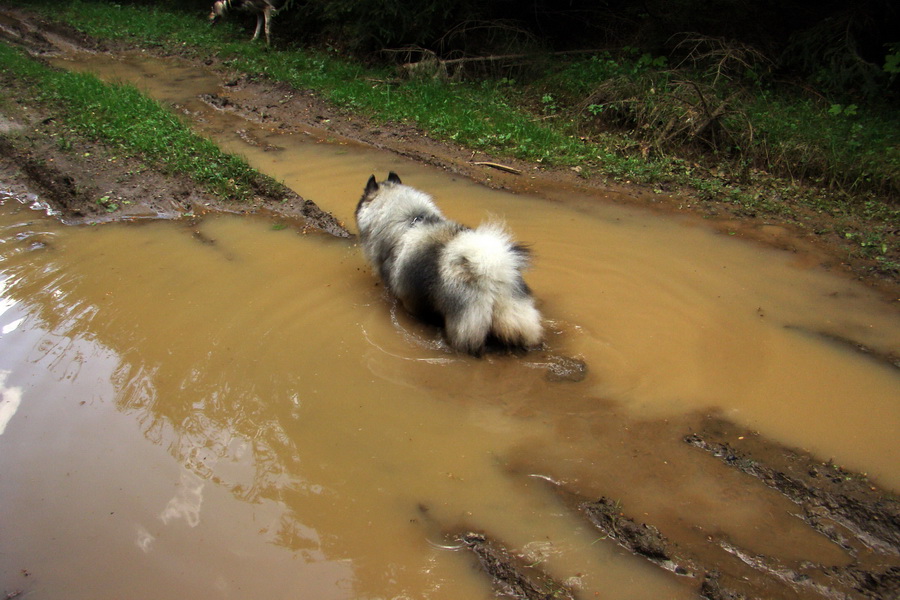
(684, 433), (900, 555)
(447, 416), (899, 600)
(457, 532), (578, 600)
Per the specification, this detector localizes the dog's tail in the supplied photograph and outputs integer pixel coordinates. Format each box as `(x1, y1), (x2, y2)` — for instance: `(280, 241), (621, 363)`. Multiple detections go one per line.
(441, 223), (543, 354)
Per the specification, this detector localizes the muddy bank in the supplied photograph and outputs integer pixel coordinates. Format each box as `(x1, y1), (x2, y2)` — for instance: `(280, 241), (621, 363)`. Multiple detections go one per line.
(0, 100), (350, 236)
(0, 11), (349, 236)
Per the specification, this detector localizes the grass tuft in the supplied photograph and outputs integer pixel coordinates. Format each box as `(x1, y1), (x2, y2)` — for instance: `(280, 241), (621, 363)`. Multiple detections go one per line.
(0, 41), (274, 200)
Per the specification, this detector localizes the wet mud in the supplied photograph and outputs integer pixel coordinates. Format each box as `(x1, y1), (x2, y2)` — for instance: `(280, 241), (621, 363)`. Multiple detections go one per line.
(784, 325), (900, 370)
(0, 98), (350, 235)
(567, 416), (900, 600)
(1, 7), (899, 600)
(685, 427), (900, 558)
(520, 415), (900, 600)
(458, 532), (578, 600)
(448, 442), (900, 600)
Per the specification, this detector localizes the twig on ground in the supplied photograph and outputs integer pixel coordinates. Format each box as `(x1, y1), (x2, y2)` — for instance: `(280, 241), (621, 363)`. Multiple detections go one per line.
(472, 161), (522, 174)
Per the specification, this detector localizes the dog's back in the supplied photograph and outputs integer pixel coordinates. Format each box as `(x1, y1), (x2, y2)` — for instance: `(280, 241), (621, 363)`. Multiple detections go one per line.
(356, 173), (543, 355)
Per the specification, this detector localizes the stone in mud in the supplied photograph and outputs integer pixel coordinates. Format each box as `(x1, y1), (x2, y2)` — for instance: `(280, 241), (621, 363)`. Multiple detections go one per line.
(200, 92), (234, 110)
(543, 355), (588, 383)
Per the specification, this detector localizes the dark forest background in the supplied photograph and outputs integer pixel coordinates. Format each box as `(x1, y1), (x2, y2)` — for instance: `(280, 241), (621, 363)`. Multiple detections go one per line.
(161, 0), (896, 100)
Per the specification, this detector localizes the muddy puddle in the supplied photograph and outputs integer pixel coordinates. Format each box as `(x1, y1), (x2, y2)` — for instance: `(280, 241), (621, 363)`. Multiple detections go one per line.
(1, 46), (899, 599)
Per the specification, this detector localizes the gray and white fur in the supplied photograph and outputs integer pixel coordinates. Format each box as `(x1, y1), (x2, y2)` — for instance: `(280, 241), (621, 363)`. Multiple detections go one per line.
(355, 172), (543, 355)
(208, 0), (286, 45)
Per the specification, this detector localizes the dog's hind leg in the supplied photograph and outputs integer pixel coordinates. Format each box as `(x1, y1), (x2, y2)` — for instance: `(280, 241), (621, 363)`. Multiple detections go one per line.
(445, 301), (493, 355)
(491, 294), (543, 349)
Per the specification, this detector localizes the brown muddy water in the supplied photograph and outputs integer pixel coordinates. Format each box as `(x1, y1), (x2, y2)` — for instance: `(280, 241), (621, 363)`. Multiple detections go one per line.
(0, 51), (898, 599)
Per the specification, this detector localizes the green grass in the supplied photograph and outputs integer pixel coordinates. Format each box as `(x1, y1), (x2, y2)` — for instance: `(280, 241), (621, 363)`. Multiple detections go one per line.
(9, 0), (669, 183)
(0, 41), (273, 200)
(9, 1), (898, 192)
(5, 0), (898, 272)
(24, 1), (895, 203)
(743, 92), (900, 195)
(27, 0), (223, 47)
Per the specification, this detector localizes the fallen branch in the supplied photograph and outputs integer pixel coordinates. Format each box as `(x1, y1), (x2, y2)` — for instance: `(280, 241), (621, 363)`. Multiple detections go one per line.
(399, 49), (609, 79)
(472, 161), (522, 175)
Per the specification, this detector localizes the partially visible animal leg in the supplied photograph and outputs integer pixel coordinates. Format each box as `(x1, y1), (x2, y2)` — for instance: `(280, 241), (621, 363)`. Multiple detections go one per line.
(445, 302), (493, 356)
(263, 6), (273, 46)
(252, 13), (263, 41)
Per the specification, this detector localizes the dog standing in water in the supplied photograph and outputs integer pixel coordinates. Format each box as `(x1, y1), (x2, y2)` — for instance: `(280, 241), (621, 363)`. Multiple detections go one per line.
(208, 0), (287, 45)
(355, 173), (543, 355)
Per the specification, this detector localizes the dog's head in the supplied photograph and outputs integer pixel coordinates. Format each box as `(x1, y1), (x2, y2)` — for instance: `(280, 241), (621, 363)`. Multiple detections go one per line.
(357, 172), (401, 211)
(355, 172), (403, 234)
(208, 0), (228, 24)
(362, 171), (401, 199)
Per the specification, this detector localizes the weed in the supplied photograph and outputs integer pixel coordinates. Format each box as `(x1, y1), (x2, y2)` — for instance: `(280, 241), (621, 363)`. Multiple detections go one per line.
(96, 194), (117, 212)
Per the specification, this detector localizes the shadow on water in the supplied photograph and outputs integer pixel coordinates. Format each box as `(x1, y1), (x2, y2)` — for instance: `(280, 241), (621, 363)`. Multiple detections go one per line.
(0, 47), (897, 600)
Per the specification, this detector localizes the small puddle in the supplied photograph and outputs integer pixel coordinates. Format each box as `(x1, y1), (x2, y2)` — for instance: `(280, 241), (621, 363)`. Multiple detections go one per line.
(0, 48), (897, 599)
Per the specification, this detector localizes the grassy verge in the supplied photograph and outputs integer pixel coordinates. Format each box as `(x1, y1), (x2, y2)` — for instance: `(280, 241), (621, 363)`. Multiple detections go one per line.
(531, 49), (899, 198)
(5, 0), (899, 273)
(520, 51), (899, 273)
(12, 2), (897, 190)
(0, 39), (276, 200)
(0, 0), (688, 185)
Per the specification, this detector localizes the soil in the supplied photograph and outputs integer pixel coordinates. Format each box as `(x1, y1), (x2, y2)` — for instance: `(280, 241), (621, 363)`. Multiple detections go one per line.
(0, 8), (350, 236)
(1, 9), (899, 600)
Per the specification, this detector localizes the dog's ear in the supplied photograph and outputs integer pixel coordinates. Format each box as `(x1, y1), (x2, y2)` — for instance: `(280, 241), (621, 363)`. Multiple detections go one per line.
(387, 172), (402, 185)
(364, 174), (378, 196)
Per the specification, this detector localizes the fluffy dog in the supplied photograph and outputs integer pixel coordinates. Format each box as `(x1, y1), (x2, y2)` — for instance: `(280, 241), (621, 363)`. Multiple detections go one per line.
(355, 172), (543, 355)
